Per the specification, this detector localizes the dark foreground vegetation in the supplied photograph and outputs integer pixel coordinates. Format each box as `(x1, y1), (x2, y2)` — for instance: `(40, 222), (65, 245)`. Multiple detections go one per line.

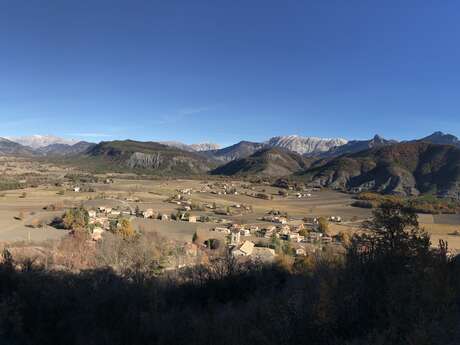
(1, 202), (460, 345)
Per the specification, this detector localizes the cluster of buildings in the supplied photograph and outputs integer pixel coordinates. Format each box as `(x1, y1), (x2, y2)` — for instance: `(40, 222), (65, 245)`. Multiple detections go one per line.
(210, 217), (341, 261)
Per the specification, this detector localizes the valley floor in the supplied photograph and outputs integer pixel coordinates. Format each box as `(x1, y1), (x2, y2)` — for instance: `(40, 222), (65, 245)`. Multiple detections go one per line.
(0, 172), (458, 249)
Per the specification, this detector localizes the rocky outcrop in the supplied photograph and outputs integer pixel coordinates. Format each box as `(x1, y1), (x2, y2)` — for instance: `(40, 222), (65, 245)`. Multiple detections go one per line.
(267, 135), (347, 155)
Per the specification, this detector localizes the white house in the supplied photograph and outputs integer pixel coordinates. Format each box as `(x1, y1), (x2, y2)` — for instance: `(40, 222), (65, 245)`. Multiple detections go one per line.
(91, 227), (104, 241)
(143, 208), (155, 218)
(230, 231), (241, 246)
(296, 248), (306, 256)
(240, 229), (251, 237)
(232, 241), (254, 257)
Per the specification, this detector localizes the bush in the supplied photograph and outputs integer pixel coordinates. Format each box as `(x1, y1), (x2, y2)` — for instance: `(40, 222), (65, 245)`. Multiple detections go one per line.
(62, 207), (89, 231)
(317, 217), (329, 234)
(255, 193), (270, 200)
(351, 200), (374, 208)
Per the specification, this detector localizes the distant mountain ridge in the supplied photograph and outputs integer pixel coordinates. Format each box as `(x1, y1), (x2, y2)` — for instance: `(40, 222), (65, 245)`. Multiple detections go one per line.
(320, 135), (397, 157)
(7, 135), (78, 149)
(1, 132), (459, 197)
(37, 141), (96, 156)
(201, 141), (267, 162)
(267, 135), (348, 155)
(159, 141), (220, 152)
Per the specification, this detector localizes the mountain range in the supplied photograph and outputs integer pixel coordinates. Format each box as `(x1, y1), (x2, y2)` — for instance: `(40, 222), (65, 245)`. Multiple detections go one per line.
(6, 135), (78, 149)
(2, 132), (460, 198)
(293, 142), (460, 198)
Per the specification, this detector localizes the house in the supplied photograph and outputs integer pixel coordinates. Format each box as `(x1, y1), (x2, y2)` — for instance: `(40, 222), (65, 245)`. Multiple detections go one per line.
(188, 215), (197, 223)
(288, 233), (301, 242)
(88, 210), (97, 218)
(296, 248), (306, 256)
(240, 229), (251, 237)
(98, 206), (112, 214)
(232, 241), (255, 257)
(110, 210), (121, 216)
(279, 225), (291, 235)
(214, 227), (230, 234)
(143, 208), (155, 218)
(329, 216), (342, 223)
(73, 186), (81, 193)
(249, 225), (259, 232)
(263, 226), (276, 238)
(91, 227), (104, 241)
(322, 236), (333, 243)
(160, 214), (169, 221)
(309, 232), (323, 241)
(230, 230), (241, 246)
(292, 223), (305, 232)
(275, 217), (288, 224)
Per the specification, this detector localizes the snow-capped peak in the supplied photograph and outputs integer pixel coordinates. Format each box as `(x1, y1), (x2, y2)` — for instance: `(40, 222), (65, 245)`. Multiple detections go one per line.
(6, 135), (78, 149)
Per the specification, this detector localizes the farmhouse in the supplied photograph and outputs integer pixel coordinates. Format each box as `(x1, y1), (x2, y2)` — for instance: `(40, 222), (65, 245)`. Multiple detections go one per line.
(232, 241), (255, 257)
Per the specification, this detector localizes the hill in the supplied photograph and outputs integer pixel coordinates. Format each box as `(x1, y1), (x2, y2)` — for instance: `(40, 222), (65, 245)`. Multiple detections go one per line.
(211, 147), (313, 177)
(0, 138), (36, 156)
(295, 142), (460, 198)
(417, 131), (460, 147)
(202, 141), (267, 162)
(81, 140), (214, 175)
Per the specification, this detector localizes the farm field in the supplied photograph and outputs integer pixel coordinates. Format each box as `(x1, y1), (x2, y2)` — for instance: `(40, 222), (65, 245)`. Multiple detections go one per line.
(0, 166), (458, 249)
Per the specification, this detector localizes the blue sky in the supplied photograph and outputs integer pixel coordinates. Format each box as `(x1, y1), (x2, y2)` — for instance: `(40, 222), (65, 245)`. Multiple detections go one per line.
(0, 1), (459, 146)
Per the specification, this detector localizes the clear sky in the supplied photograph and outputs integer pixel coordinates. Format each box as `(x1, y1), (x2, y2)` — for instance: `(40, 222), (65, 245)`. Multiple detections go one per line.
(0, 1), (459, 145)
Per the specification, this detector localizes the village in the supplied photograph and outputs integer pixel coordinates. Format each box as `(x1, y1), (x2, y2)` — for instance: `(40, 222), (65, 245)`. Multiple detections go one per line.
(0, 161), (459, 271)
(73, 181), (354, 268)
